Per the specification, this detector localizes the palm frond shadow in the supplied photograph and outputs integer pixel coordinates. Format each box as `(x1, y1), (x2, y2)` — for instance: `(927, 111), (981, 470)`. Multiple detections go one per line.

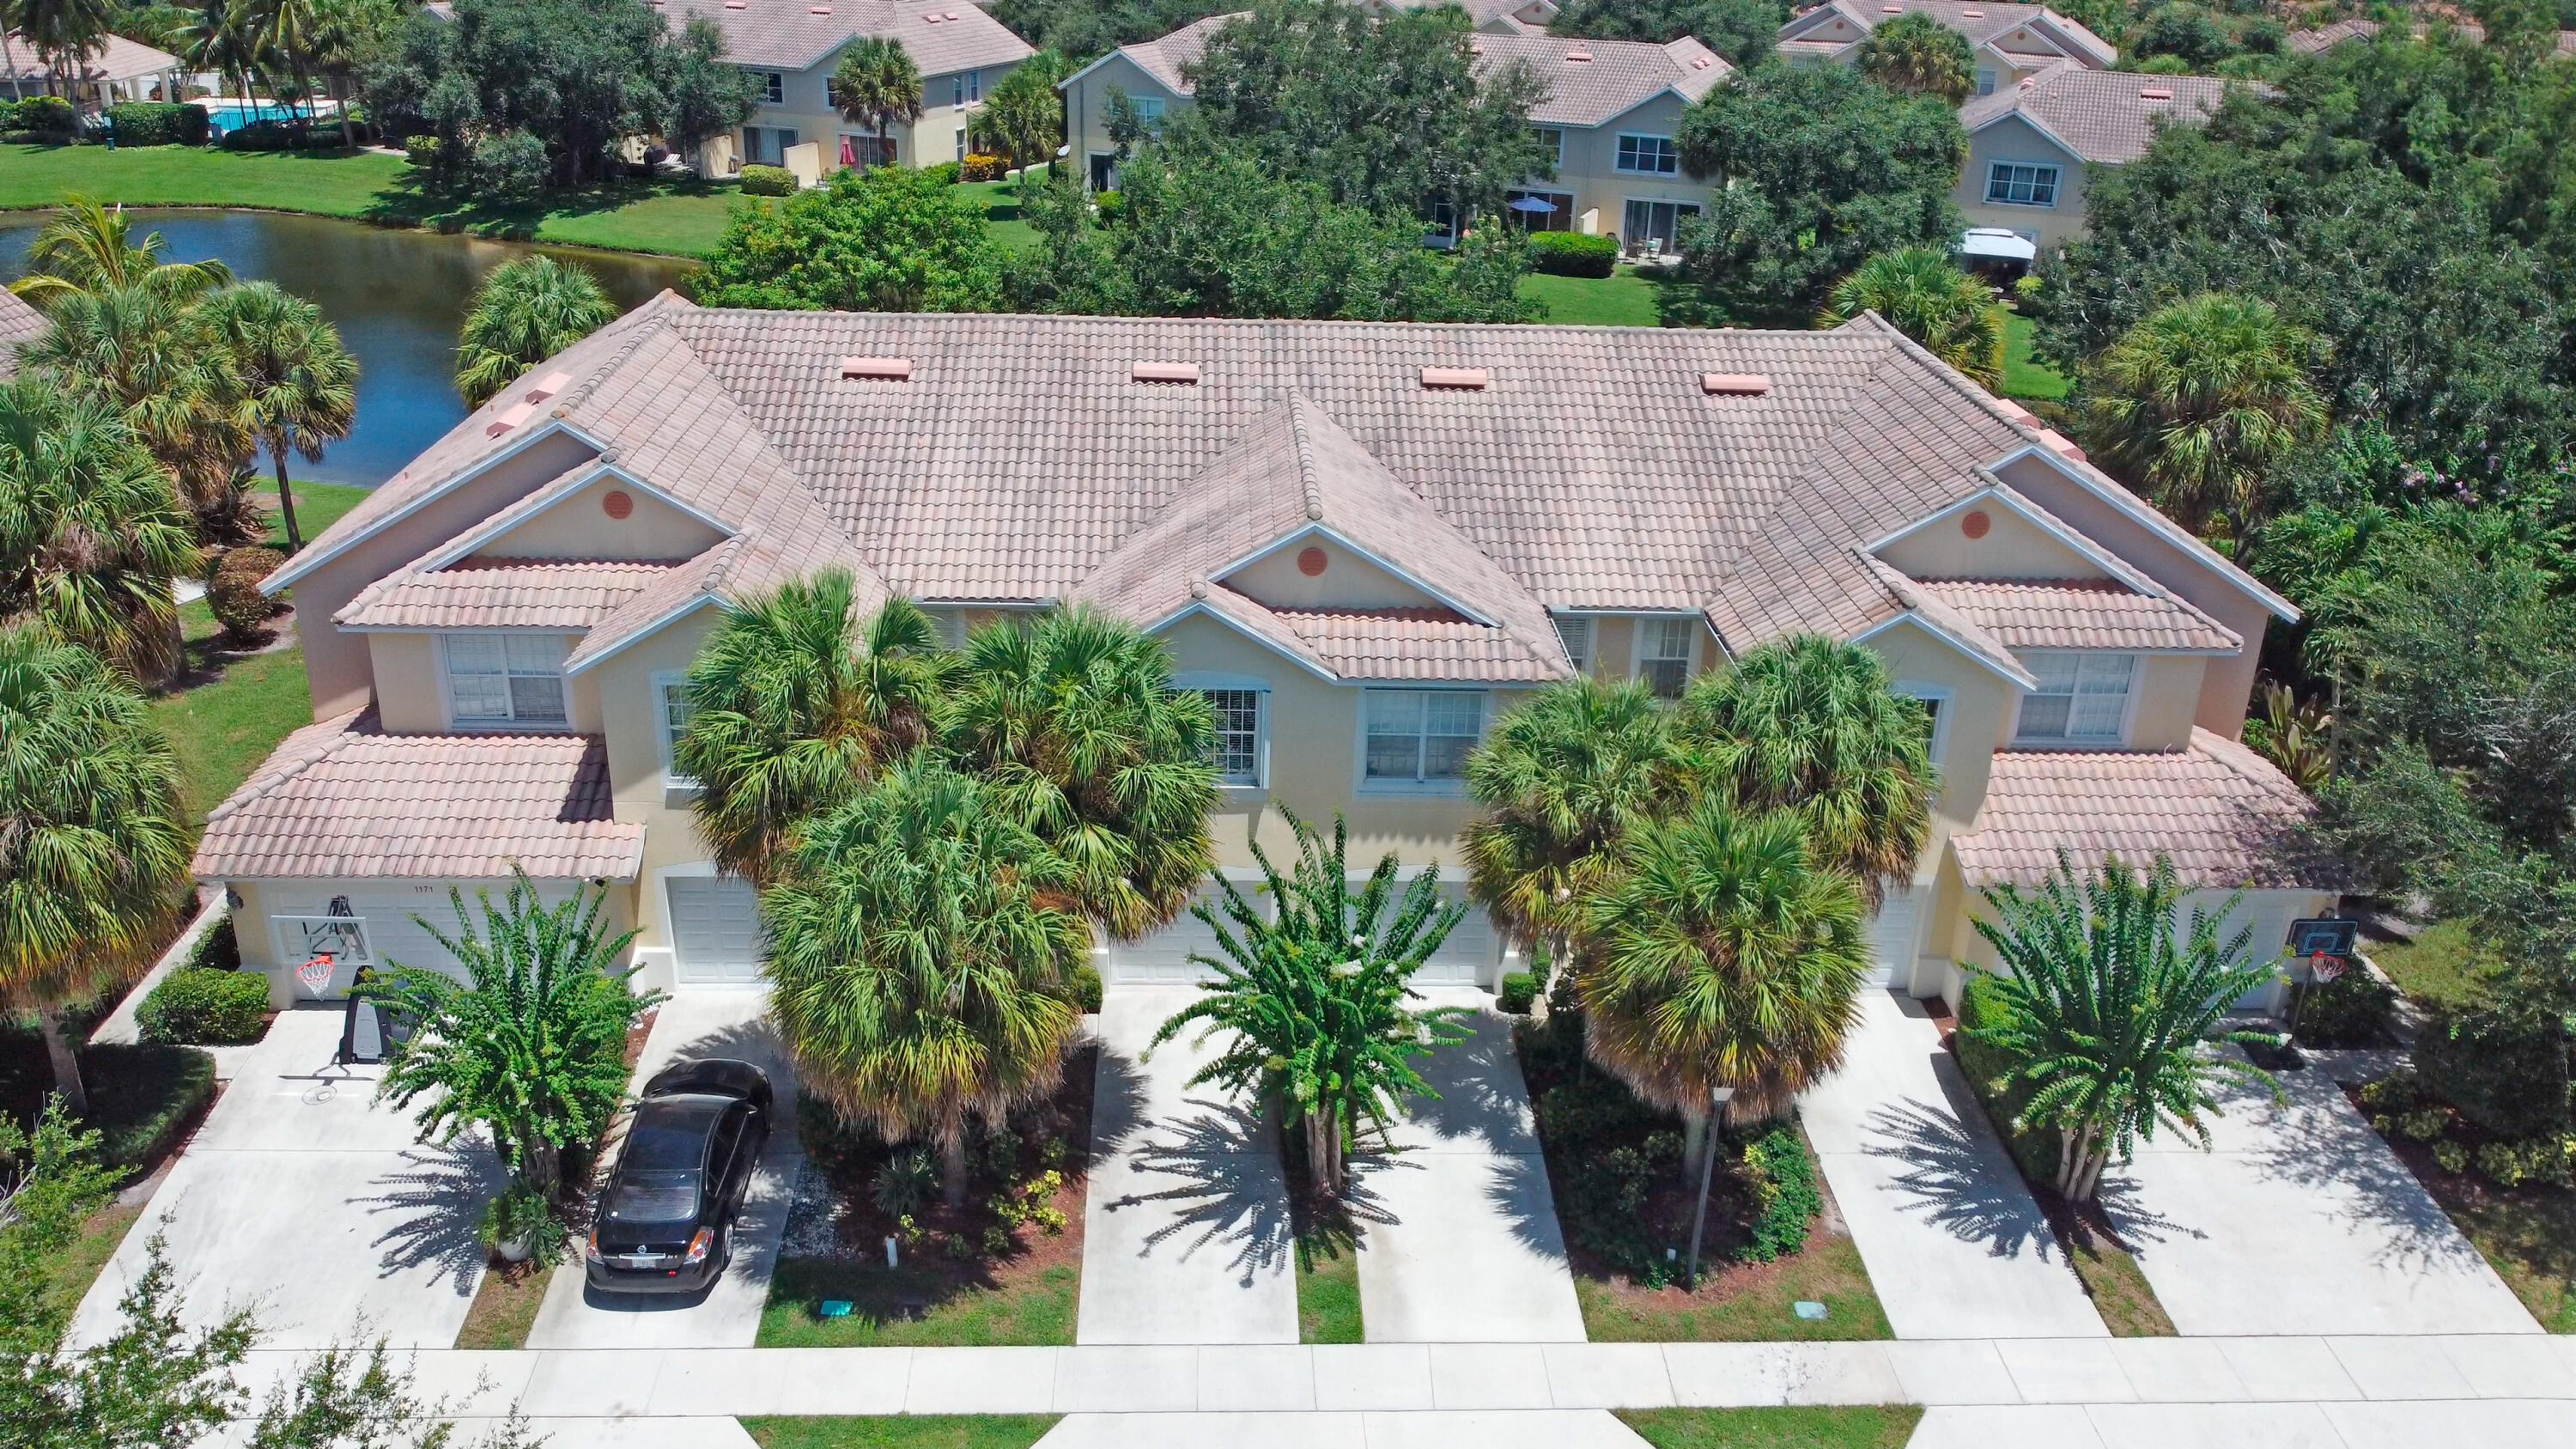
(351, 1145), (507, 1294)
(1858, 1062), (2068, 1264)
(1108, 1098), (1295, 1288)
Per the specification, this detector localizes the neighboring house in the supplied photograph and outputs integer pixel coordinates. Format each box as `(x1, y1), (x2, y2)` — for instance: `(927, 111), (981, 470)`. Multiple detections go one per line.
(659, 0), (1034, 176)
(2287, 16), (2576, 57)
(1362, 0), (1563, 32)
(1059, 19), (1733, 253)
(204, 297), (2328, 1014)
(1955, 64), (2235, 247)
(0, 288), (44, 380)
(1776, 0), (2117, 94)
(2, 31), (184, 113)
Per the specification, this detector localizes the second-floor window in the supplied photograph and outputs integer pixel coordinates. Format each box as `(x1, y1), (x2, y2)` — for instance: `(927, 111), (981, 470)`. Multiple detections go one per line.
(443, 634), (568, 728)
(1132, 95), (1165, 130)
(1364, 689), (1485, 788)
(1985, 161), (2061, 208)
(2015, 652), (2134, 744)
(954, 69), (981, 106)
(1637, 617), (1695, 699)
(1616, 133), (1679, 175)
(1531, 125), (1564, 169)
(1555, 617), (1593, 674)
(753, 70), (783, 105)
(1205, 689), (1263, 786)
(654, 670), (696, 785)
(1976, 66), (1997, 95)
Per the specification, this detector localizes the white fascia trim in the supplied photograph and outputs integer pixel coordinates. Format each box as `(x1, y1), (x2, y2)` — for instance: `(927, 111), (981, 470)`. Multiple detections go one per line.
(262, 419), (611, 596)
(1850, 611), (2039, 691)
(416, 462), (735, 573)
(1213, 524), (1499, 627)
(1996, 444), (2300, 621)
(1143, 600), (1344, 685)
(561, 594), (726, 677)
(1870, 484), (2152, 594)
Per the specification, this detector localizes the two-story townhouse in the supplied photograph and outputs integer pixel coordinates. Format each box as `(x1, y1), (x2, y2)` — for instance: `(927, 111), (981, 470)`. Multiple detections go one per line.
(203, 300), (2330, 1019)
(1058, 19), (1732, 253)
(1775, 0), (2117, 94)
(1955, 64), (2236, 248)
(659, 0), (1034, 176)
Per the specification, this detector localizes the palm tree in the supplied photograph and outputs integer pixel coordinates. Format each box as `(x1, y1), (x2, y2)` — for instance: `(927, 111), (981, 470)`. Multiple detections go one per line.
(1856, 12), (1976, 103)
(762, 758), (1090, 1207)
(831, 36), (923, 168)
(14, 0), (115, 99)
(0, 625), (190, 1116)
(969, 49), (1068, 172)
(1820, 247), (2007, 391)
(454, 256), (617, 409)
(1965, 852), (2286, 1202)
(1151, 810), (1474, 1194)
(21, 281), (257, 530)
(371, 870), (660, 1202)
(201, 281), (358, 553)
(1465, 677), (1680, 995)
(1675, 635), (1937, 909)
(2081, 292), (2327, 545)
(946, 606), (1219, 941)
(675, 575), (952, 883)
(260, 0), (329, 140)
(180, 0), (266, 113)
(1577, 798), (1870, 1175)
(0, 374), (201, 680)
(8, 195), (234, 307)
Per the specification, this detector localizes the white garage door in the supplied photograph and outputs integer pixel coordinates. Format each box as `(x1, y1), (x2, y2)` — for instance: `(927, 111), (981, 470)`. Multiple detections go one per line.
(667, 874), (766, 984)
(1865, 886), (1924, 989)
(268, 880), (580, 993)
(1107, 885), (1231, 984)
(1416, 886), (1498, 986)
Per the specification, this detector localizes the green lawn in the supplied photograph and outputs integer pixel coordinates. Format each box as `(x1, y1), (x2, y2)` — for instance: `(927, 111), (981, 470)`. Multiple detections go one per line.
(151, 640), (310, 821)
(757, 1257), (1079, 1348)
(742, 1418), (1060, 1449)
(951, 179), (1037, 252)
(1296, 1228), (1364, 1343)
(1522, 266), (1662, 326)
(2369, 920), (2493, 1011)
(262, 480), (372, 551)
(1575, 1232), (1893, 1342)
(1618, 1407), (1924, 1449)
(2002, 310), (2070, 402)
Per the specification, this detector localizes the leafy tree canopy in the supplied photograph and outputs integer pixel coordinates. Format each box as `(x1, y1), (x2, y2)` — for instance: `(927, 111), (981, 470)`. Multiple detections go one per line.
(1546, 0), (1784, 66)
(985, 0), (1231, 66)
(694, 163), (1008, 312)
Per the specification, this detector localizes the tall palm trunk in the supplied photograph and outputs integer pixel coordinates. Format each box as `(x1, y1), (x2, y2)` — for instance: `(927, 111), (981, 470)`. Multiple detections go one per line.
(37, 1005), (90, 1116)
(939, 1130), (969, 1211)
(332, 76), (354, 151)
(270, 439), (304, 551)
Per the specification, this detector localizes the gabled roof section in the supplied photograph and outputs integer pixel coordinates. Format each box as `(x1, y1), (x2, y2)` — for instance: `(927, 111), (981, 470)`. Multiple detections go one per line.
(1180, 582), (1566, 683)
(1854, 555), (2038, 688)
(334, 558), (684, 631)
(1958, 62), (2239, 165)
(0, 287), (44, 380)
(1468, 32), (1732, 126)
(1912, 578), (2239, 652)
(1953, 728), (2329, 889)
(1062, 11), (1239, 94)
(659, 0), (1033, 75)
(1777, 1), (2116, 68)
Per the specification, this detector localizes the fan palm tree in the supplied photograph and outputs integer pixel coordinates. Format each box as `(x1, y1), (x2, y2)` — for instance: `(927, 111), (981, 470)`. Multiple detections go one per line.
(2081, 292), (2326, 546)
(1856, 12), (1976, 103)
(0, 625), (190, 1116)
(1676, 635), (1937, 910)
(675, 574), (951, 883)
(0, 374), (200, 681)
(830, 35), (923, 167)
(1151, 810), (1474, 1194)
(969, 49), (1068, 172)
(21, 281), (257, 529)
(7, 195), (234, 307)
(946, 606), (1220, 940)
(762, 758), (1090, 1207)
(1965, 852), (2286, 1202)
(454, 256), (617, 408)
(1820, 247), (2007, 391)
(1465, 678), (1681, 993)
(14, 0), (115, 99)
(201, 281), (358, 553)
(1577, 798), (1869, 1174)
(179, 0), (266, 113)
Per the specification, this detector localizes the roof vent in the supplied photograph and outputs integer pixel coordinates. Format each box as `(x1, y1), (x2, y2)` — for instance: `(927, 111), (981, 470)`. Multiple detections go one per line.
(722, 0), (745, 7)
(1960, 6), (1984, 15)
(1700, 372), (1771, 397)
(1692, 55), (1712, 68)
(1468, 40), (1483, 53)
(945, 9), (959, 17)
(521, 368), (574, 405)
(1564, 46), (1592, 61)
(809, 3), (831, 11)
(841, 356), (914, 381)
(1880, 3), (1903, 11)
(921, 9), (940, 20)
(2139, 85), (2173, 100)
(485, 400), (538, 437)
(1132, 360), (1200, 384)
(1420, 366), (1490, 390)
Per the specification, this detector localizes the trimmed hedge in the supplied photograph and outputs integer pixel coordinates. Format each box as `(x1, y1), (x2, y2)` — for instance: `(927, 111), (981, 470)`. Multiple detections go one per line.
(210, 545), (285, 642)
(138, 969), (272, 1045)
(1498, 971), (1539, 1014)
(920, 160), (962, 185)
(1528, 231), (1619, 278)
(7, 94), (76, 137)
(106, 101), (208, 146)
(191, 914), (242, 971)
(1740, 1125), (1822, 1263)
(1953, 973), (2062, 1185)
(738, 163), (796, 196)
(403, 133), (441, 169)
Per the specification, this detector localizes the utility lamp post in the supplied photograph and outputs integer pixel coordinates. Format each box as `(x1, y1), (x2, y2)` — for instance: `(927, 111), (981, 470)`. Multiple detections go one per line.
(1685, 1084), (1734, 1291)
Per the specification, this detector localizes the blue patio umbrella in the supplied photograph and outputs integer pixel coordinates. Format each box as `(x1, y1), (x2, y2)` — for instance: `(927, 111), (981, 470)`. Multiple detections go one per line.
(1507, 196), (1558, 213)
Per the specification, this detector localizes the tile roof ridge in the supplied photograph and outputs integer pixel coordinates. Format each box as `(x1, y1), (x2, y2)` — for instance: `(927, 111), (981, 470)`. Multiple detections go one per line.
(551, 294), (692, 421)
(1844, 309), (2060, 451)
(2190, 724), (2306, 796)
(204, 707), (369, 825)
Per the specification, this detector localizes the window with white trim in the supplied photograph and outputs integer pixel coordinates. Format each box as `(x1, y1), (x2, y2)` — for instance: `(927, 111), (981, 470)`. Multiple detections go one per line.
(1205, 689), (1263, 786)
(1131, 95), (1164, 129)
(1531, 125), (1564, 168)
(752, 70), (784, 105)
(1555, 617), (1593, 674)
(1975, 66), (1997, 95)
(1615, 132), (1680, 175)
(2014, 652), (2134, 743)
(1984, 161), (2061, 207)
(1364, 690), (1485, 787)
(1894, 680), (1953, 763)
(442, 635), (568, 728)
(1638, 617), (1695, 699)
(654, 670), (696, 785)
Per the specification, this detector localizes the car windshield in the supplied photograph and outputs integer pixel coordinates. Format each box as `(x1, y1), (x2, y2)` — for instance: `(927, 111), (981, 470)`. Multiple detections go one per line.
(606, 1170), (700, 1224)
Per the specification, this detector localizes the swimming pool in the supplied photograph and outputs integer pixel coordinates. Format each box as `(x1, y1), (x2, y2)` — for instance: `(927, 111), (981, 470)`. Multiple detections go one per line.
(198, 99), (338, 134)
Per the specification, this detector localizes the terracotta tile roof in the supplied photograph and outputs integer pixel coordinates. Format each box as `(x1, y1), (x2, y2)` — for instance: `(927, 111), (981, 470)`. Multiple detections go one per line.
(1859, 556), (2036, 685)
(334, 558), (681, 630)
(192, 710), (646, 881)
(658, 0), (1032, 75)
(1951, 728), (2327, 889)
(1270, 603), (1564, 681)
(1913, 577), (2241, 652)
(1098, 11), (1237, 93)
(1777, 1), (2117, 68)
(0, 287), (42, 380)
(1959, 64), (2239, 164)
(3, 30), (179, 84)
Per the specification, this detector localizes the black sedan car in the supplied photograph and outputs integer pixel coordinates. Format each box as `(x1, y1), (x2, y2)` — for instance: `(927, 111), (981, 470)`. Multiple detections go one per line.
(585, 1057), (772, 1295)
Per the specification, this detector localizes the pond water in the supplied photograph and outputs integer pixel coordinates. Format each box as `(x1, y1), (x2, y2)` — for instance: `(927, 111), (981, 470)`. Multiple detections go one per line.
(0, 210), (698, 487)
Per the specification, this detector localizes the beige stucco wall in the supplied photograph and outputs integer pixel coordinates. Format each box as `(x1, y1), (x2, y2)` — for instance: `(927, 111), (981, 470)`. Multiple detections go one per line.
(1877, 500), (2108, 581)
(368, 634), (443, 732)
(1529, 93), (1715, 242)
(1228, 535), (1443, 611)
(471, 475), (725, 563)
(732, 50), (1023, 174)
(2126, 654), (2208, 752)
(589, 604), (726, 962)
(1955, 113), (2088, 250)
(1862, 617), (2016, 836)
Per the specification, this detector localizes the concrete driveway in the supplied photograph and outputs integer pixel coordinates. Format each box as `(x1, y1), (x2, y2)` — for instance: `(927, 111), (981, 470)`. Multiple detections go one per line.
(1799, 991), (2109, 1340)
(72, 1007), (504, 1350)
(2102, 1061), (2538, 1336)
(1077, 987), (1298, 1344)
(526, 989), (804, 1349)
(1349, 999), (1586, 1342)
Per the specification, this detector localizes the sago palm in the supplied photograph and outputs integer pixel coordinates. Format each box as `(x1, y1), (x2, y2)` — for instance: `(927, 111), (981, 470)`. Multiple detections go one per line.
(454, 255), (617, 409)
(1965, 851), (2285, 1202)
(203, 282), (358, 554)
(1577, 798), (1870, 1172)
(1151, 809), (1473, 1194)
(371, 870), (660, 1199)
(676, 574), (951, 882)
(762, 758), (1090, 1206)
(1676, 634), (1936, 909)
(947, 606), (1219, 940)
(1465, 677), (1681, 987)
(20, 280), (256, 524)
(831, 36), (924, 164)
(1856, 12), (1976, 103)
(1820, 247), (2006, 390)
(0, 625), (189, 1116)
(7, 195), (232, 306)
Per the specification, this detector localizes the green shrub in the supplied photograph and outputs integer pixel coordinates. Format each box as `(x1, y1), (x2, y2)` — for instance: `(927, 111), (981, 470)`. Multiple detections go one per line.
(920, 160), (961, 185)
(403, 133), (441, 169)
(738, 163), (796, 197)
(2293, 969), (2397, 1047)
(1498, 971), (1539, 1014)
(479, 1183), (569, 1262)
(191, 914), (241, 971)
(210, 545), (284, 643)
(78, 1044), (216, 1167)
(1528, 231), (1619, 278)
(0, 99), (15, 130)
(2433, 1139), (2470, 1173)
(2397, 1105), (2451, 1142)
(1069, 962), (1103, 1014)
(137, 968), (271, 1045)
(15, 94), (75, 137)
(1953, 973), (2062, 1185)
(471, 129), (550, 202)
(106, 101), (206, 146)
(1092, 188), (1124, 223)
(2416, 1005), (2573, 1139)
(1736, 1126), (1820, 1263)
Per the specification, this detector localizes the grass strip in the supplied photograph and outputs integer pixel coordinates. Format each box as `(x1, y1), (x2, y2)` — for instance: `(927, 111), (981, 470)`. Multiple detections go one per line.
(742, 1416), (1061, 1449)
(1618, 1406), (1926, 1448)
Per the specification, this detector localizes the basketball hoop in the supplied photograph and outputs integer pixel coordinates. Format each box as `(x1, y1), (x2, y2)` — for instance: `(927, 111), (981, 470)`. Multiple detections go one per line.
(296, 952), (337, 994)
(2310, 949), (2346, 984)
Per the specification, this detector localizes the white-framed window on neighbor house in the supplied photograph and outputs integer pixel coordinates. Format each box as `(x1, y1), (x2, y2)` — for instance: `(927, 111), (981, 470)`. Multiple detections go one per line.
(953, 70), (983, 107)
(1131, 95), (1165, 131)
(1975, 65), (1997, 95)
(1985, 161), (2062, 207)
(955, 126), (968, 161)
(440, 634), (568, 729)
(653, 670), (696, 787)
(1893, 680), (1954, 764)
(753, 70), (784, 105)
(1621, 198), (1699, 255)
(1635, 616), (1697, 699)
(1554, 616), (1594, 675)
(1531, 125), (1564, 169)
(1615, 133), (1680, 175)
(1362, 689), (1486, 790)
(2014, 652), (2136, 745)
